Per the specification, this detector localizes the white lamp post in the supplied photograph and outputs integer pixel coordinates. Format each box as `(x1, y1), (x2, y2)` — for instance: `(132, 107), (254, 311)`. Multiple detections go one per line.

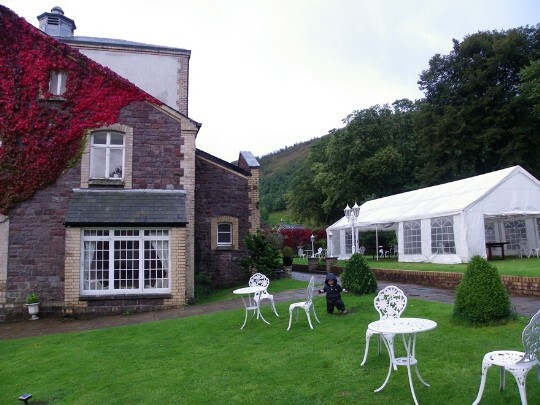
(328, 231), (333, 257)
(310, 234), (315, 258)
(344, 202), (360, 255)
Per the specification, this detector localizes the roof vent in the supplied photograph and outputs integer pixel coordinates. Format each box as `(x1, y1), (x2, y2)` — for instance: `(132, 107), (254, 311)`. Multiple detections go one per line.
(37, 6), (76, 37)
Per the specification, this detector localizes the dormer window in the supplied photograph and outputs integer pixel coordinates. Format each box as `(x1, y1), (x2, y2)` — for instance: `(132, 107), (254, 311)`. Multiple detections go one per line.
(90, 131), (125, 179)
(49, 71), (67, 96)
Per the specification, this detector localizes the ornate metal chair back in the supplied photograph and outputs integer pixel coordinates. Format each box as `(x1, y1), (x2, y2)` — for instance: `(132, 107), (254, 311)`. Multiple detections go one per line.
(374, 285), (408, 320)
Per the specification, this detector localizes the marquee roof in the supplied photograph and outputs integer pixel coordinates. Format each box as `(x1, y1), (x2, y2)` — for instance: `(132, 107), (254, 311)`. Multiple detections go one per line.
(328, 165), (540, 231)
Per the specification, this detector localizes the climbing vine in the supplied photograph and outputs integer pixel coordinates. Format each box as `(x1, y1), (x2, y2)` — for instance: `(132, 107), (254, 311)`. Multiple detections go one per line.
(0, 6), (157, 214)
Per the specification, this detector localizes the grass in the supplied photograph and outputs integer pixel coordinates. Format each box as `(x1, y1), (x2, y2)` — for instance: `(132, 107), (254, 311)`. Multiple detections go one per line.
(295, 257), (540, 278)
(196, 278), (308, 304)
(1, 294), (538, 404)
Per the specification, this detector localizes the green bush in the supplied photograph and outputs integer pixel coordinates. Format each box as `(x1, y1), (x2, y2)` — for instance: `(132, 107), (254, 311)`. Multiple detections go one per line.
(340, 253), (377, 295)
(281, 246), (293, 257)
(453, 255), (511, 325)
(241, 231), (281, 277)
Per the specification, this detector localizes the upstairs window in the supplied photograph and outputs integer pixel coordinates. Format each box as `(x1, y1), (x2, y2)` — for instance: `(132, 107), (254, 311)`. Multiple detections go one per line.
(90, 131), (125, 179)
(49, 71), (67, 96)
(217, 223), (232, 247)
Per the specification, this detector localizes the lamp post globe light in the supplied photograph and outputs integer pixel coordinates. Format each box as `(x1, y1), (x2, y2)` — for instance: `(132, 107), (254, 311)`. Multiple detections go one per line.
(310, 234), (315, 258)
(344, 202), (360, 255)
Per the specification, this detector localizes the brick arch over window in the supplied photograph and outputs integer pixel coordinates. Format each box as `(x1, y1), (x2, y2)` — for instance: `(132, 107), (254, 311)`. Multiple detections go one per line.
(80, 123), (133, 189)
(211, 216), (239, 250)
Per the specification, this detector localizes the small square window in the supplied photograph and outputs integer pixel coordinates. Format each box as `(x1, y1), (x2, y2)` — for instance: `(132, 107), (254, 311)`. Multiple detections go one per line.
(217, 223), (232, 246)
(49, 71), (67, 96)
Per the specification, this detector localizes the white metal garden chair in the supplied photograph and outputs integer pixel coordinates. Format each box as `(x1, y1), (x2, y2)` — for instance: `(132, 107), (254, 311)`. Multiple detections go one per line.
(248, 273), (279, 317)
(298, 248), (306, 259)
(361, 285), (408, 368)
(287, 276), (320, 330)
(473, 308), (540, 405)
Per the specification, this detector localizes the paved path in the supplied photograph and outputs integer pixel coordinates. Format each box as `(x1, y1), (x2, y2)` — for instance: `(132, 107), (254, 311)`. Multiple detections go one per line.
(1, 272), (539, 340)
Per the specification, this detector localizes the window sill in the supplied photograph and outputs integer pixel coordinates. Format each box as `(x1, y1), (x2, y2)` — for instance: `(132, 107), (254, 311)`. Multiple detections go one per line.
(80, 293), (172, 301)
(39, 95), (66, 102)
(89, 178), (125, 187)
(216, 245), (233, 251)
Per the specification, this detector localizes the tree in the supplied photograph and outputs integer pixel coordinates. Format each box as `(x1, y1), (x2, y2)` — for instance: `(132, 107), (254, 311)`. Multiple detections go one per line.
(416, 26), (540, 184)
(286, 101), (419, 224)
(520, 60), (540, 120)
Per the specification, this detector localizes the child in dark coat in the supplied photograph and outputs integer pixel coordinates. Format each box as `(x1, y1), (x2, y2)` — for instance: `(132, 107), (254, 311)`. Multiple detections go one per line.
(318, 273), (347, 314)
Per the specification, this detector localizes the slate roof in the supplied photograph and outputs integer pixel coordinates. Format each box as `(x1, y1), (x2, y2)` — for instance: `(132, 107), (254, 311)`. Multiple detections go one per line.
(65, 189), (187, 227)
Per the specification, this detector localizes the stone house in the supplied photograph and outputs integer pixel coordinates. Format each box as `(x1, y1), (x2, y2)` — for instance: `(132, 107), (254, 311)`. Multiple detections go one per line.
(0, 6), (259, 321)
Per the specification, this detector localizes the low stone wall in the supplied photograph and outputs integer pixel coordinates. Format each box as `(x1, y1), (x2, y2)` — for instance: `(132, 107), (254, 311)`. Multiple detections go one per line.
(292, 264), (540, 297)
(372, 269), (540, 297)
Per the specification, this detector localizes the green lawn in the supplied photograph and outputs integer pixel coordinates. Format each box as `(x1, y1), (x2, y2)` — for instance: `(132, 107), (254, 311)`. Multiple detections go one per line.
(296, 257), (540, 278)
(1, 295), (538, 404)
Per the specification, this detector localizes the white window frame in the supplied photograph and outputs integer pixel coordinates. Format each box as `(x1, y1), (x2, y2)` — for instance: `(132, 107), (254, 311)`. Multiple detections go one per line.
(344, 229), (352, 254)
(431, 216), (456, 254)
(90, 131), (125, 179)
(484, 222), (496, 243)
(81, 229), (170, 295)
(49, 71), (67, 96)
(217, 223), (232, 247)
(504, 220), (526, 250)
(403, 220), (422, 254)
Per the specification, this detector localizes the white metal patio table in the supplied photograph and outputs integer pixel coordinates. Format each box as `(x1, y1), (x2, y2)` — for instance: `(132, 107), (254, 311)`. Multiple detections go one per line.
(232, 286), (270, 329)
(368, 317), (437, 405)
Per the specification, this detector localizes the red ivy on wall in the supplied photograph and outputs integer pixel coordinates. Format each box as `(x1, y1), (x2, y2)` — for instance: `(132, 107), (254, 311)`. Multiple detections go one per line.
(0, 6), (157, 214)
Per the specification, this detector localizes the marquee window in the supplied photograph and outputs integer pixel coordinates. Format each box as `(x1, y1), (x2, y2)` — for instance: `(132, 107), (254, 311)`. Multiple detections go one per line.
(403, 220), (421, 254)
(484, 222), (496, 243)
(345, 229), (352, 254)
(431, 216), (456, 254)
(504, 220), (526, 250)
(81, 229), (170, 295)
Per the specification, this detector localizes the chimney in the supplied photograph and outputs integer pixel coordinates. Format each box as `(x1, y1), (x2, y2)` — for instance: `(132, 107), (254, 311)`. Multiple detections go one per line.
(37, 6), (76, 37)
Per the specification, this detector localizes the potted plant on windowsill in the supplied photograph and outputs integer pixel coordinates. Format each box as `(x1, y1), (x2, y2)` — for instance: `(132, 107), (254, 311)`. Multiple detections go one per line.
(25, 293), (40, 320)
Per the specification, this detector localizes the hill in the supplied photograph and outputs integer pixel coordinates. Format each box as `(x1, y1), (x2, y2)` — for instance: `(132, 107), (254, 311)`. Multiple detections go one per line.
(258, 138), (321, 219)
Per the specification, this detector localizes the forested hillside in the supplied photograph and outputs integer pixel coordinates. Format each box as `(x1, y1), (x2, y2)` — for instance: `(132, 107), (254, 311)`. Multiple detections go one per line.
(259, 25), (540, 226)
(258, 140), (319, 217)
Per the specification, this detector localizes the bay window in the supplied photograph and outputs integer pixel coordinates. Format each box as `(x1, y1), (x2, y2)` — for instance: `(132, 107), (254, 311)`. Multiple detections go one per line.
(82, 229), (170, 295)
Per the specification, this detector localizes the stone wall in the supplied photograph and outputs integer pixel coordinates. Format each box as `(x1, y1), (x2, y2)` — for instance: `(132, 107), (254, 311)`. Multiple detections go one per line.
(2, 102), (192, 320)
(195, 156), (251, 287)
(294, 264), (540, 297)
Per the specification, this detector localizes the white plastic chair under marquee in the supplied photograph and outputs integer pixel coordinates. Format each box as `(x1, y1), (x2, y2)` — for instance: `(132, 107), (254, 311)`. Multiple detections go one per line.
(361, 285), (408, 368)
(473, 308), (540, 405)
(287, 276), (320, 330)
(248, 273), (279, 317)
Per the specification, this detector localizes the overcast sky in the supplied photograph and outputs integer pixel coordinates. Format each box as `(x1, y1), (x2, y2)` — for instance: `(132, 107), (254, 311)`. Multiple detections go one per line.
(4, 0), (539, 162)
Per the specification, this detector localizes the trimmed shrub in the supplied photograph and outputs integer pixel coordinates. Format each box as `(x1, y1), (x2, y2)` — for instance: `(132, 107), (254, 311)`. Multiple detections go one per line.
(453, 255), (511, 325)
(340, 253), (377, 295)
